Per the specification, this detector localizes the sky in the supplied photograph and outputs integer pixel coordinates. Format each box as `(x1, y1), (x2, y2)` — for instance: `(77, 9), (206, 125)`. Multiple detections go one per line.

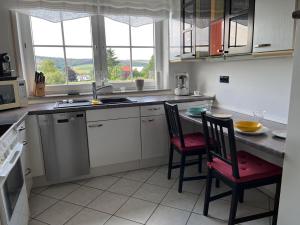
(31, 16), (154, 60)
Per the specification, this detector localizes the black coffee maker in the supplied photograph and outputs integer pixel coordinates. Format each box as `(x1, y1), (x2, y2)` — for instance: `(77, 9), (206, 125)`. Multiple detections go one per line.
(0, 53), (12, 79)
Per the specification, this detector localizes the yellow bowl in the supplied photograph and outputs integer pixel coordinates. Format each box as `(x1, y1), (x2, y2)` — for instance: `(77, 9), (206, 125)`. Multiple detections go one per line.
(235, 121), (262, 132)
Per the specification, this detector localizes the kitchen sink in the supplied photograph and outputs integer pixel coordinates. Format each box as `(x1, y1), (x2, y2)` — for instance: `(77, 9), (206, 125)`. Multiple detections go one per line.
(99, 97), (134, 104)
(55, 99), (91, 109)
(55, 97), (135, 109)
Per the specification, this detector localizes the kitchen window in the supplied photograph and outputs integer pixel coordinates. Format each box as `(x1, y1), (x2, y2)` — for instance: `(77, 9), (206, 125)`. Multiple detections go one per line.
(104, 17), (155, 83)
(17, 13), (161, 95)
(31, 16), (95, 86)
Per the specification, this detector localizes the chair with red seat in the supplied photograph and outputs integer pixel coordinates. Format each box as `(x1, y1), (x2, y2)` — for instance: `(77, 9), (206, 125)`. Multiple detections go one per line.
(164, 102), (207, 193)
(201, 112), (282, 225)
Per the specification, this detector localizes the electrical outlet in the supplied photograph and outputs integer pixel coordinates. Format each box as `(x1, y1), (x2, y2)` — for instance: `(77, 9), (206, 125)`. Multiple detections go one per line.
(220, 76), (229, 83)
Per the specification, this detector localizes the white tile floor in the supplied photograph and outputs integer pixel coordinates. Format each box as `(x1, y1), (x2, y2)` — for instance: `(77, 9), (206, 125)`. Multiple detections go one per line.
(29, 165), (274, 225)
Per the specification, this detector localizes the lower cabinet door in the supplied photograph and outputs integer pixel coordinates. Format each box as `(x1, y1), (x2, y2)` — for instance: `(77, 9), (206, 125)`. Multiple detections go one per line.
(21, 144), (33, 196)
(141, 115), (169, 159)
(87, 118), (141, 168)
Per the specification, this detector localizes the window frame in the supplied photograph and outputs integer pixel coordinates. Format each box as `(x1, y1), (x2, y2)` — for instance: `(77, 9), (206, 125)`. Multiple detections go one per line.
(104, 16), (156, 84)
(17, 14), (162, 96)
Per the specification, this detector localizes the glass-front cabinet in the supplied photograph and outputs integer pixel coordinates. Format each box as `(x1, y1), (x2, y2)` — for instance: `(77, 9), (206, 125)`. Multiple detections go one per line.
(169, 0), (255, 61)
(195, 0), (211, 57)
(209, 0), (225, 56)
(169, 0), (181, 61)
(181, 0), (196, 58)
(223, 0), (255, 55)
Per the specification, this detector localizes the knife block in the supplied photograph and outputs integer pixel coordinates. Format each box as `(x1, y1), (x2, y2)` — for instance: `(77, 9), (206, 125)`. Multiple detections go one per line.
(34, 83), (45, 97)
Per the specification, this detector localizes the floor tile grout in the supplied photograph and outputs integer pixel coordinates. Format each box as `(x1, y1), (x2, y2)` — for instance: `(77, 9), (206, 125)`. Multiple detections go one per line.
(29, 165), (274, 225)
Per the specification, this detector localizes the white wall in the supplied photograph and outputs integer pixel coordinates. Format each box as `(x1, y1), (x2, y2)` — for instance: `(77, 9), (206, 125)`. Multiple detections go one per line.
(277, 20), (300, 225)
(190, 58), (293, 123)
(0, 1), (17, 73)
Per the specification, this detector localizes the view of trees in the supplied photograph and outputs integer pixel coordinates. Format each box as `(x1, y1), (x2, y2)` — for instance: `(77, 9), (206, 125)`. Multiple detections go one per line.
(36, 48), (154, 85)
(107, 48), (154, 81)
(37, 60), (65, 85)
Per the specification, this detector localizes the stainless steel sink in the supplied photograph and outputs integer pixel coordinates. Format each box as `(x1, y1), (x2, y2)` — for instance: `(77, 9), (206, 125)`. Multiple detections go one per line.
(55, 99), (91, 109)
(55, 97), (135, 109)
(99, 97), (134, 105)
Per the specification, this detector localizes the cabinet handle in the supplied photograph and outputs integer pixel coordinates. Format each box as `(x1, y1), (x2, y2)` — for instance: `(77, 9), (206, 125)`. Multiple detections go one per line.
(25, 168), (31, 176)
(23, 141), (28, 146)
(148, 119), (155, 122)
(88, 124), (103, 128)
(217, 49), (223, 53)
(254, 44), (271, 48)
(17, 127), (25, 132)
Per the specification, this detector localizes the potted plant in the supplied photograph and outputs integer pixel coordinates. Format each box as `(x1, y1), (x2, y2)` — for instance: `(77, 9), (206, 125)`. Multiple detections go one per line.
(135, 78), (144, 91)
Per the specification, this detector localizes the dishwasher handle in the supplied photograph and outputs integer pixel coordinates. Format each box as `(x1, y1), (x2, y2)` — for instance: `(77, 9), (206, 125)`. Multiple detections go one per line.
(57, 119), (69, 123)
(88, 124), (103, 128)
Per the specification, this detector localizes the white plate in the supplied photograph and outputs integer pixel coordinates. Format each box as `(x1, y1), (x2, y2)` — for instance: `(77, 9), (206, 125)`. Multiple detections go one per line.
(191, 94), (204, 97)
(211, 113), (232, 119)
(272, 130), (287, 139)
(185, 112), (202, 118)
(235, 126), (269, 135)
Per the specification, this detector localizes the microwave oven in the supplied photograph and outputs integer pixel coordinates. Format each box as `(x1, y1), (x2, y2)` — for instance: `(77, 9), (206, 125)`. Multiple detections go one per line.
(0, 80), (28, 111)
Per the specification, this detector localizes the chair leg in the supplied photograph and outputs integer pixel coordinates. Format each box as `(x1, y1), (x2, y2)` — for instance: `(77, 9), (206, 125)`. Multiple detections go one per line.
(228, 187), (240, 225)
(168, 144), (174, 180)
(198, 154), (203, 173)
(272, 179), (282, 225)
(239, 189), (244, 203)
(203, 169), (213, 216)
(178, 155), (186, 193)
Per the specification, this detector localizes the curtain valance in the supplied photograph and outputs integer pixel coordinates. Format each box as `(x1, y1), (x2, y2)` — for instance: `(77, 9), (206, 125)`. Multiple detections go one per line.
(13, 0), (174, 26)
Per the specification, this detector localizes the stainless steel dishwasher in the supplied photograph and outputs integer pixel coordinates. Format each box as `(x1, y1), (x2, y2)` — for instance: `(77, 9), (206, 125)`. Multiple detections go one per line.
(38, 112), (90, 182)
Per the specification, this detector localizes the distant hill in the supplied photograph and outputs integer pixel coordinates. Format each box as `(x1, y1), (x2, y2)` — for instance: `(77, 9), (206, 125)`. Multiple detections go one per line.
(35, 56), (149, 70)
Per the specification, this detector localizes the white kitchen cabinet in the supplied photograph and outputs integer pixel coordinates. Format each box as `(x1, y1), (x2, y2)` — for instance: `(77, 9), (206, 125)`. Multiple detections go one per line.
(87, 118), (141, 168)
(25, 116), (45, 177)
(141, 115), (169, 159)
(141, 105), (165, 117)
(169, 0), (181, 61)
(18, 122), (33, 196)
(86, 107), (139, 122)
(253, 0), (296, 52)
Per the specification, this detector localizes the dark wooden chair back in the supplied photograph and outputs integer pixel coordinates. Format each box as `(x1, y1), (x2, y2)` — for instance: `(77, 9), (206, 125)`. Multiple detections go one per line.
(201, 112), (240, 178)
(164, 102), (185, 148)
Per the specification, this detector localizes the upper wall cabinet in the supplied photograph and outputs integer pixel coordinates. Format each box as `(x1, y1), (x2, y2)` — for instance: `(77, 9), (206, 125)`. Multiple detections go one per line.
(253, 0), (296, 53)
(181, 0), (197, 58)
(169, 0), (181, 61)
(209, 0), (225, 56)
(223, 0), (255, 55)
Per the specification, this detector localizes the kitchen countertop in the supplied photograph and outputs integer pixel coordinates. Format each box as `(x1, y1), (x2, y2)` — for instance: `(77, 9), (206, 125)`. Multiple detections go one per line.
(0, 95), (214, 125)
(1, 94), (286, 158)
(180, 108), (286, 158)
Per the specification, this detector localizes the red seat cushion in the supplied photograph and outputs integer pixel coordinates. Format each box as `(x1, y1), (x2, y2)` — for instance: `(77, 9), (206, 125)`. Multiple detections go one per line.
(171, 133), (207, 152)
(208, 151), (282, 183)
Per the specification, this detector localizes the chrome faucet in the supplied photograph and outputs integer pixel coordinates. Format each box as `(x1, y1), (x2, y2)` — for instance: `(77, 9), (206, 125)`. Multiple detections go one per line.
(92, 81), (113, 99)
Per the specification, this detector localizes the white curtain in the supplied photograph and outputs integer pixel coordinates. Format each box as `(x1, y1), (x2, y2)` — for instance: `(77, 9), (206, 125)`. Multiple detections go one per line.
(12, 0), (175, 26)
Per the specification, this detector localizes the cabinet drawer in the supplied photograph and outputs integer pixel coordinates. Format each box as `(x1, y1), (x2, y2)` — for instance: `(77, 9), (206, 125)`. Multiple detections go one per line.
(177, 101), (209, 110)
(141, 105), (165, 116)
(86, 106), (140, 122)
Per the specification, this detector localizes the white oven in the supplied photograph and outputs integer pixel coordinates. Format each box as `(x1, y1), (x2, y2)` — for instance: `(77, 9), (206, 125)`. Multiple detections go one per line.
(0, 139), (29, 225)
(0, 79), (28, 111)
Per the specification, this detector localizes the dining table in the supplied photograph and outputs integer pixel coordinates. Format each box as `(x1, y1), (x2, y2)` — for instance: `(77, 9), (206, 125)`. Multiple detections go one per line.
(179, 107), (286, 158)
